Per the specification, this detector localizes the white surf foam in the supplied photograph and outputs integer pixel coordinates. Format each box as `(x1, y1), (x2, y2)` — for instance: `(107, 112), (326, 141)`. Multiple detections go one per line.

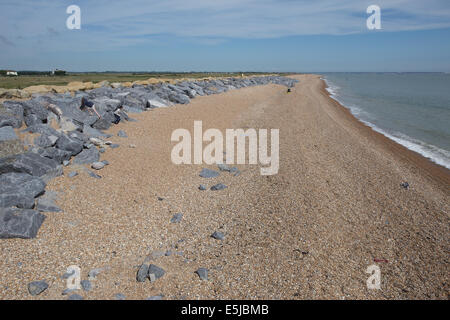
(321, 76), (450, 169)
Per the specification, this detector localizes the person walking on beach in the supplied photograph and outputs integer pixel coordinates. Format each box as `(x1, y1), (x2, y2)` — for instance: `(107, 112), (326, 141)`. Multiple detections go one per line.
(80, 97), (101, 119)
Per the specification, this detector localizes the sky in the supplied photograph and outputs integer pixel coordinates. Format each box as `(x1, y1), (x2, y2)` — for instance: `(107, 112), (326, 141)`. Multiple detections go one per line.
(1, 0), (450, 72)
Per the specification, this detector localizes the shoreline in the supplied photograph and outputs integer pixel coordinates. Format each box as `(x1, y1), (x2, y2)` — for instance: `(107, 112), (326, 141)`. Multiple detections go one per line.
(318, 77), (450, 189)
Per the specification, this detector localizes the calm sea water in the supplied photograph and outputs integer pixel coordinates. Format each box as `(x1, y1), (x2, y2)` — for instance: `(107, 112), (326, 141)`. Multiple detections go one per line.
(321, 73), (450, 169)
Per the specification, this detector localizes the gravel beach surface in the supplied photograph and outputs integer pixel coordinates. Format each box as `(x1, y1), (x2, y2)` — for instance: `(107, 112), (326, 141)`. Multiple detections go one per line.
(0, 75), (448, 299)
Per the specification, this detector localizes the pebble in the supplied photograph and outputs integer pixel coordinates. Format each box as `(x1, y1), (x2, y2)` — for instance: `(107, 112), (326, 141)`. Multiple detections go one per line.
(115, 293), (126, 300)
(148, 264), (165, 282)
(28, 280), (48, 296)
(195, 268), (209, 280)
(210, 183), (227, 191)
(67, 294), (84, 300)
(199, 184), (207, 191)
(217, 163), (231, 172)
(199, 168), (220, 178)
(88, 171), (102, 179)
(80, 279), (92, 291)
(170, 213), (183, 223)
(91, 161), (105, 170)
(110, 144), (120, 149)
(117, 130), (128, 138)
(146, 295), (163, 300)
(102, 160), (110, 166)
(136, 264), (149, 282)
(211, 231), (225, 240)
(63, 160), (70, 166)
(88, 266), (110, 279)
(68, 171), (78, 178)
(400, 182), (409, 189)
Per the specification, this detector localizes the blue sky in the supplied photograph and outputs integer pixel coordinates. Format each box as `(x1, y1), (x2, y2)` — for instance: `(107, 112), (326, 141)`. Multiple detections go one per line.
(1, 0), (450, 72)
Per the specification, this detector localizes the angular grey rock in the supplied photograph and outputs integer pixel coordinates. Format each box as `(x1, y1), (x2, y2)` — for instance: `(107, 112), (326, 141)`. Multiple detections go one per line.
(68, 171), (78, 178)
(82, 124), (111, 138)
(136, 264), (149, 282)
(195, 268), (209, 280)
(0, 172), (46, 209)
(40, 147), (72, 164)
(217, 163), (231, 172)
(210, 183), (227, 191)
(198, 184), (207, 191)
(80, 280), (92, 291)
(101, 160), (109, 166)
(40, 164), (63, 183)
(67, 294), (84, 300)
(22, 100), (48, 121)
(0, 126), (18, 142)
(88, 266), (110, 279)
(34, 135), (53, 148)
(170, 213), (183, 223)
(211, 231), (225, 241)
(36, 197), (61, 213)
(91, 161), (105, 170)
(199, 168), (219, 178)
(0, 207), (46, 239)
(110, 144), (120, 149)
(63, 160), (70, 166)
(24, 114), (40, 127)
(146, 295), (163, 300)
(0, 115), (22, 128)
(62, 288), (76, 295)
(117, 130), (127, 138)
(88, 171), (101, 179)
(28, 280), (48, 296)
(92, 118), (112, 130)
(168, 93), (190, 105)
(99, 148), (106, 153)
(148, 264), (165, 282)
(72, 148), (100, 165)
(23, 124), (60, 137)
(55, 135), (83, 156)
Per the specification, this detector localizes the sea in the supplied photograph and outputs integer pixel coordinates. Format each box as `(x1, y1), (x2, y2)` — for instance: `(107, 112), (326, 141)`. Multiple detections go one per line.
(321, 73), (450, 169)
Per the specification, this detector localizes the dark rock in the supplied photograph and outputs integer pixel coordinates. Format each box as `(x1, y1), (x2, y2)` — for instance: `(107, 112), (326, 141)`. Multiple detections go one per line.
(148, 264), (165, 282)
(0, 115), (22, 128)
(0, 153), (63, 181)
(136, 264), (149, 282)
(102, 160), (109, 166)
(0, 126), (18, 141)
(34, 135), (55, 148)
(400, 182), (409, 189)
(36, 197), (61, 213)
(67, 294), (83, 300)
(82, 124), (111, 138)
(28, 280), (48, 296)
(40, 147), (72, 164)
(211, 231), (225, 240)
(168, 93), (190, 105)
(23, 124), (60, 137)
(68, 171), (78, 178)
(115, 293), (126, 300)
(80, 280), (92, 291)
(210, 183), (227, 191)
(217, 163), (231, 172)
(195, 268), (209, 280)
(117, 130), (127, 138)
(88, 171), (101, 179)
(92, 118), (112, 130)
(199, 168), (220, 178)
(170, 213), (183, 223)
(199, 184), (207, 191)
(24, 114), (41, 127)
(110, 144), (120, 149)
(0, 207), (46, 239)
(72, 148), (100, 165)
(0, 172), (46, 209)
(55, 135), (83, 156)
(22, 100), (48, 121)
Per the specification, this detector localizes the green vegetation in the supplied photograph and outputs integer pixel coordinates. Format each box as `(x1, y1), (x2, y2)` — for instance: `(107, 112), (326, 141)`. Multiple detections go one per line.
(0, 72), (293, 89)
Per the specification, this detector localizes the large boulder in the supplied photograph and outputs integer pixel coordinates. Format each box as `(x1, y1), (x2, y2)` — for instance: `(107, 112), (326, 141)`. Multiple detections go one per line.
(0, 207), (46, 239)
(82, 124), (111, 138)
(0, 152), (61, 178)
(0, 172), (46, 209)
(1, 101), (24, 121)
(39, 147), (72, 164)
(0, 115), (22, 129)
(92, 118), (112, 130)
(0, 126), (18, 142)
(55, 135), (83, 156)
(168, 93), (190, 105)
(22, 100), (48, 121)
(72, 148), (100, 165)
